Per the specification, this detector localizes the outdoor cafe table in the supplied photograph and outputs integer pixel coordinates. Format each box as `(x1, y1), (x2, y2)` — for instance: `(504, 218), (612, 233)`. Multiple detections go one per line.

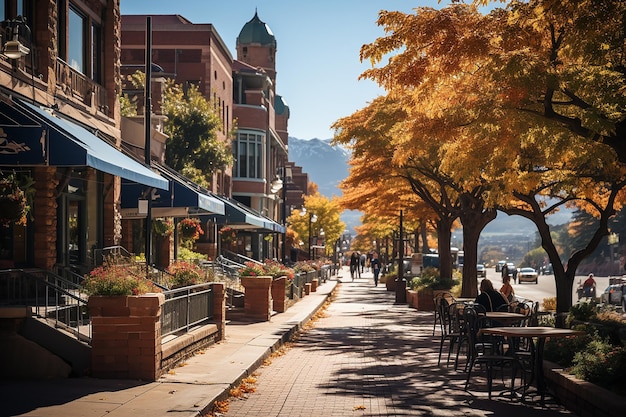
(484, 311), (527, 324)
(479, 326), (585, 402)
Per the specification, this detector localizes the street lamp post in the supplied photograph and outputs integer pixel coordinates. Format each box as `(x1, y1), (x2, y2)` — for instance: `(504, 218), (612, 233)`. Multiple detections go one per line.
(395, 210), (407, 304)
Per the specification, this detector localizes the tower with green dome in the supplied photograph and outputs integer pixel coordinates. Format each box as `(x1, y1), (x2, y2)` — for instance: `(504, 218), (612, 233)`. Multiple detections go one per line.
(236, 11), (277, 83)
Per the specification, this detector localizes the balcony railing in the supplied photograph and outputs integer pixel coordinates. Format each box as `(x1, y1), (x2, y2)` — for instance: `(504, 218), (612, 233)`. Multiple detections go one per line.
(55, 58), (108, 115)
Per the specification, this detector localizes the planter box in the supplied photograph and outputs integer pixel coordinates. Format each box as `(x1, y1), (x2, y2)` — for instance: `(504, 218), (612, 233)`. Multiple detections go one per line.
(241, 276), (273, 321)
(271, 276), (287, 313)
(89, 293), (165, 380)
(385, 276), (396, 292)
(407, 289), (418, 309)
(417, 289), (449, 311)
(544, 361), (626, 417)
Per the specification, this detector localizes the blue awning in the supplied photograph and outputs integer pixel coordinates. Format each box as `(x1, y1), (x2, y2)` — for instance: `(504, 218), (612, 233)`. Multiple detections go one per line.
(0, 99), (168, 190)
(209, 195), (285, 233)
(121, 163), (225, 218)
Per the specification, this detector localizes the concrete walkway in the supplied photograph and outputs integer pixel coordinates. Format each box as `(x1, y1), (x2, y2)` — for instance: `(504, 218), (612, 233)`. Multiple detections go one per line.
(1, 267), (574, 417)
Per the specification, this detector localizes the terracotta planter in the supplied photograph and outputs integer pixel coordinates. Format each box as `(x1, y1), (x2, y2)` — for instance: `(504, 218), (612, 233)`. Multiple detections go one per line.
(385, 276), (396, 292)
(241, 276), (273, 321)
(271, 276), (287, 313)
(407, 289), (419, 309)
(417, 289), (449, 311)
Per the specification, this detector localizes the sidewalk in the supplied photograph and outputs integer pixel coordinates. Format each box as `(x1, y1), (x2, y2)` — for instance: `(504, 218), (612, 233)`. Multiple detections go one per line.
(225, 269), (574, 417)
(1, 273), (339, 417)
(1, 268), (575, 417)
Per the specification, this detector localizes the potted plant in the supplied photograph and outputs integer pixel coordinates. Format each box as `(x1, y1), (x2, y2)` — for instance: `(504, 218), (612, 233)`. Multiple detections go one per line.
(153, 218), (174, 238)
(166, 260), (203, 288)
(178, 218), (204, 245)
(238, 262), (273, 321)
(82, 263), (160, 297)
(0, 172), (33, 227)
(263, 259), (295, 313)
(411, 267), (458, 311)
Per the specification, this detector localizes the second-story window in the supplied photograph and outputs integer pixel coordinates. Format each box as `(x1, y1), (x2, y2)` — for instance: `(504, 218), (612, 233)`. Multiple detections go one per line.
(234, 132), (263, 179)
(58, 1), (102, 83)
(68, 6), (85, 73)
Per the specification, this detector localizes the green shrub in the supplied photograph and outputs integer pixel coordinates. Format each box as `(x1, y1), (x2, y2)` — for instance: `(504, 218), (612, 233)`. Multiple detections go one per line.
(543, 324), (594, 367)
(566, 300), (598, 325)
(572, 340), (626, 388)
(410, 267), (458, 291)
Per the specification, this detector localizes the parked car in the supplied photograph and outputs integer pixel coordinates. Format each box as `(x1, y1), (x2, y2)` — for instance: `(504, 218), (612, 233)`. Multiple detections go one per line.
(599, 278), (626, 310)
(540, 263), (553, 275)
(477, 264), (487, 278)
(517, 267), (538, 284)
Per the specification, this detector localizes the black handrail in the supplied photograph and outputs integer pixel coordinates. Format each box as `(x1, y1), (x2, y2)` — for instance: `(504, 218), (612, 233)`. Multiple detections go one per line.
(0, 268), (91, 343)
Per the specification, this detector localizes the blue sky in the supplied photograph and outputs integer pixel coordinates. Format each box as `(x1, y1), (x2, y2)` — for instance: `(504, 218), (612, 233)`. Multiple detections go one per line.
(120, 0), (451, 140)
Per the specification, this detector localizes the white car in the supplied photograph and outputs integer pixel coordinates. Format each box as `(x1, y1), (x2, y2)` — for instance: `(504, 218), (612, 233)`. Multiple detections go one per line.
(517, 267), (538, 284)
(477, 264), (487, 278)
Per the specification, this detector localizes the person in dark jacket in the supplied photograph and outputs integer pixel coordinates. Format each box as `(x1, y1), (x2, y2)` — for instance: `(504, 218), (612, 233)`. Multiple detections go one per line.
(370, 252), (382, 286)
(475, 279), (508, 312)
(349, 252), (360, 281)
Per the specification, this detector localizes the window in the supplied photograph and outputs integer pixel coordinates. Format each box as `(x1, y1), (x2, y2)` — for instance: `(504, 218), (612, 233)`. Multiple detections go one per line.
(68, 6), (85, 73)
(234, 132), (263, 179)
(57, 2), (103, 82)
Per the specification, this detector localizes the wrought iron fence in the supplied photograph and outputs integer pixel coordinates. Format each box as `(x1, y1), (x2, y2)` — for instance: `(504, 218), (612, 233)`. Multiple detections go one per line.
(0, 268), (91, 343)
(161, 283), (214, 338)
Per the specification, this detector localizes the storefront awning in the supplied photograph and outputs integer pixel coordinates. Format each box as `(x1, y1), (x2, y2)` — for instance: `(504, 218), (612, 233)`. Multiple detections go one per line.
(210, 195), (285, 233)
(0, 99), (168, 190)
(120, 163), (225, 218)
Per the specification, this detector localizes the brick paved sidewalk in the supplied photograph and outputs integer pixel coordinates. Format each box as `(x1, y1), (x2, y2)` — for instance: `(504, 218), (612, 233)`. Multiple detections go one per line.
(224, 274), (574, 417)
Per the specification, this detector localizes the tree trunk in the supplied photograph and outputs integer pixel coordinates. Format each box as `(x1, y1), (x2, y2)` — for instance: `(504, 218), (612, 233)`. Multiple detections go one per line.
(437, 218), (453, 282)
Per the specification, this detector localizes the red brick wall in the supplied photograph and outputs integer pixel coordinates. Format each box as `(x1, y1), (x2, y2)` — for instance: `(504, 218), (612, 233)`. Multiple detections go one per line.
(32, 167), (58, 270)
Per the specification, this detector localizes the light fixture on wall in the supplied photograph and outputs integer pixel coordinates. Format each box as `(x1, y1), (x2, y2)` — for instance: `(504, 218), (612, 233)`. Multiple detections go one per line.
(2, 16), (31, 59)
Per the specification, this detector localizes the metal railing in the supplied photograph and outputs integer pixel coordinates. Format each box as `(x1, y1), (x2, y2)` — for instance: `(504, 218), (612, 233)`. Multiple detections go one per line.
(161, 283), (214, 338)
(0, 268), (91, 343)
(55, 58), (109, 115)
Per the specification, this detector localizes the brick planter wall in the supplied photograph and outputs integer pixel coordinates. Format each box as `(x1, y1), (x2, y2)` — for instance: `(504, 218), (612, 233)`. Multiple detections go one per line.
(241, 276), (273, 321)
(89, 293), (164, 380)
(271, 276), (287, 313)
(545, 361), (626, 417)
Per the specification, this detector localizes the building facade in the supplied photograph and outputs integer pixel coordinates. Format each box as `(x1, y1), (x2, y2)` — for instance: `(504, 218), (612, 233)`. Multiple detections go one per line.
(0, 0), (169, 274)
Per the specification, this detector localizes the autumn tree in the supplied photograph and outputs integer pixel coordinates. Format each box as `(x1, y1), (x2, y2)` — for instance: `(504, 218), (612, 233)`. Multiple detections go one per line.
(162, 81), (234, 188)
(286, 193), (345, 259)
(355, 1), (626, 312)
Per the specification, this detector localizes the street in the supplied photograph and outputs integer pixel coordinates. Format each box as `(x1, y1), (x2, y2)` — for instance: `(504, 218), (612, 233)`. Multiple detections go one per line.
(485, 268), (613, 307)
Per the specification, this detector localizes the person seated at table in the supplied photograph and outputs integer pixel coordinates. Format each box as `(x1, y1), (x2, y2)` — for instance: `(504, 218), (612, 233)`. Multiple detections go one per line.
(475, 279), (508, 312)
(500, 275), (515, 303)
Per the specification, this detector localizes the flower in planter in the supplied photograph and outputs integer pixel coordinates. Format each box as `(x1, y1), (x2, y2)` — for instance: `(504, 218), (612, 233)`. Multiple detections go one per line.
(293, 261), (315, 273)
(166, 260), (203, 288)
(263, 259), (295, 281)
(178, 218), (204, 242)
(82, 263), (160, 296)
(238, 261), (265, 277)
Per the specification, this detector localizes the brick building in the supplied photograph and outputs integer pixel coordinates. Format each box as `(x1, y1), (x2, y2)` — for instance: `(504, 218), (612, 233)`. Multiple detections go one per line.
(0, 0), (168, 273)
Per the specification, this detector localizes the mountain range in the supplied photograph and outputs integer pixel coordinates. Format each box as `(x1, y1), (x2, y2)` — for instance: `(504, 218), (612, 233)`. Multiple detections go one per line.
(287, 137), (572, 236)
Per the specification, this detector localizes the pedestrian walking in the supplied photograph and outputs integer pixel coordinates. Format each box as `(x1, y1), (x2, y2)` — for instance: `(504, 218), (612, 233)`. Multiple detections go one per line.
(370, 252), (382, 286)
(349, 252), (359, 281)
(359, 252), (366, 274)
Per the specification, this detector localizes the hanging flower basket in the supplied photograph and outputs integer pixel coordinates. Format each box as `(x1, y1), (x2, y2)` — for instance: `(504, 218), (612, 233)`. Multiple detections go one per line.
(152, 218), (174, 238)
(178, 218), (204, 241)
(219, 226), (237, 243)
(0, 173), (31, 227)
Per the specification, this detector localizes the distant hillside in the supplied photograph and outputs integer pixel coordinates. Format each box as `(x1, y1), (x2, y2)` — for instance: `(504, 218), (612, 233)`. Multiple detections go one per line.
(287, 136), (572, 236)
(288, 137), (360, 233)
